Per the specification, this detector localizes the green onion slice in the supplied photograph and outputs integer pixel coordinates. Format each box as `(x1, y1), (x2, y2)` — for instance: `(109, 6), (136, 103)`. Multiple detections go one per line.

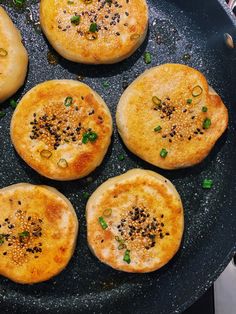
(202, 106), (208, 112)
(123, 249), (131, 264)
(64, 96), (73, 107)
(152, 96), (161, 106)
(0, 111), (6, 118)
(13, 0), (25, 7)
(203, 118), (211, 129)
(98, 217), (108, 230)
(186, 99), (192, 104)
(144, 52), (152, 64)
(0, 48), (8, 57)
(103, 208), (112, 217)
(192, 85), (203, 97)
(130, 33), (140, 40)
(82, 131), (98, 144)
(118, 243), (126, 250)
(118, 154), (125, 161)
(19, 231), (30, 237)
(57, 158), (68, 168)
(160, 148), (168, 158)
(40, 150), (52, 159)
(202, 179), (213, 189)
(154, 125), (162, 132)
(10, 99), (18, 109)
(71, 15), (81, 25)
(89, 23), (98, 33)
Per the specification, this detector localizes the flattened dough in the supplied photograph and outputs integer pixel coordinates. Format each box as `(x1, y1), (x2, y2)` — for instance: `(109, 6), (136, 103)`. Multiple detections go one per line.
(0, 6), (28, 103)
(116, 64), (228, 169)
(0, 183), (78, 284)
(11, 80), (112, 180)
(40, 0), (148, 64)
(87, 169), (184, 272)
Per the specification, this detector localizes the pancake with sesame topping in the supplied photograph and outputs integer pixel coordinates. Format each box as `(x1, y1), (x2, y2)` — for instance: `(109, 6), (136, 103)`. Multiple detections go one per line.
(40, 0), (148, 64)
(10, 80), (112, 180)
(0, 6), (28, 103)
(86, 169), (184, 273)
(0, 183), (78, 284)
(116, 63), (228, 169)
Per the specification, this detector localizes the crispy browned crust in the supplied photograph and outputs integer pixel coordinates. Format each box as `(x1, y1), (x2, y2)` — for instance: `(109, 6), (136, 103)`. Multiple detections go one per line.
(116, 64), (228, 170)
(0, 183), (78, 284)
(0, 6), (28, 103)
(10, 80), (112, 180)
(40, 0), (148, 64)
(86, 169), (184, 273)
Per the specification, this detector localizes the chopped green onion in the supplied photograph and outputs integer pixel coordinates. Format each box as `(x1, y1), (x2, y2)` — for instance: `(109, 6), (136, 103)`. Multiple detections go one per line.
(0, 234), (6, 245)
(202, 179), (213, 189)
(102, 81), (109, 88)
(57, 158), (68, 168)
(89, 23), (98, 33)
(154, 125), (162, 132)
(152, 96), (161, 106)
(98, 217), (108, 230)
(203, 118), (211, 129)
(40, 150), (52, 159)
(182, 53), (191, 61)
(192, 85), (203, 97)
(71, 15), (81, 25)
(82, 131), (98, 144)
(13, 0), (25, 7)
(10, 99), (18, 109)
(160, 148), (168, 158)
(130, 33), (140, 40)
(0, 111), (6, 118)
(67, 0), (74, 4)
(118, 154), (125, 161)
(118, 243), (126, 250)
(0, 48), (8, 57)
(144, 52), (152, 64)
(82, 192), (90, 199)
(202, 106), (208, 112)
(19, 231), (29, 237)
(123, 249), (131, 264)
(186, 99), (192, 104)
(64, 96), (73, 107)
(103, 208), (112, 217)
(105, 0), (112, 3)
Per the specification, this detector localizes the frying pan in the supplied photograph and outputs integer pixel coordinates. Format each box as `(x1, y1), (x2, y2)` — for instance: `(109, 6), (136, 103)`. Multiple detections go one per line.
(0, 0), (236, 313)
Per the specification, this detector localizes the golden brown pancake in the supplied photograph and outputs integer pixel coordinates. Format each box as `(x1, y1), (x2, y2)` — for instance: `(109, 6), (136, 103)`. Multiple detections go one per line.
(116, 63), (228, 169)
(86, 169), (184, 273)
(0, 6), (28, 103)
(0, 183), (78, 284)
(10, 80), (112, 181)
(40, 0), (148, 64)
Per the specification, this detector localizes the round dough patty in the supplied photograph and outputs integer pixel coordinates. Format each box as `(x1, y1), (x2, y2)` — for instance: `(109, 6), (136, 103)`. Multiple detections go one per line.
(40, 0), (148, 64)
(116, 64), (228, 169)
(0, 183), (78, 284)
(86, 169), (184, 273)
(0, 6), (28, 103)
(11, 80), (112, 181)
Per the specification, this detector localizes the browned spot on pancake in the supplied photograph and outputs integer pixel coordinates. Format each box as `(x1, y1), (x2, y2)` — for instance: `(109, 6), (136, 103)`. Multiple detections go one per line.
(45, 202), (63, 223)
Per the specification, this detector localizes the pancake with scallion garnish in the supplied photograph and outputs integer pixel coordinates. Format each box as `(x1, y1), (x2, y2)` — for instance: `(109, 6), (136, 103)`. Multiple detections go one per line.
(40, 0), (148, 64)
(0, 6), (28, 103)
(10, 80), (112, 180)
(116, 63), (228, 169)
(0, 183), (78, 284)
(86, 169), (184, 273)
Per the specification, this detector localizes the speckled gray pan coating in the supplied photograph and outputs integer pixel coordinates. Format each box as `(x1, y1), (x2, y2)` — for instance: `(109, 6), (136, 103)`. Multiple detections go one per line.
(0, 0), (236, 313)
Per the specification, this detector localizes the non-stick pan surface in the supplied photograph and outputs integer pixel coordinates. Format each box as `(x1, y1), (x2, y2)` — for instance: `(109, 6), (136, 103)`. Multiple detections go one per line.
(0, 0), (236, 313)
